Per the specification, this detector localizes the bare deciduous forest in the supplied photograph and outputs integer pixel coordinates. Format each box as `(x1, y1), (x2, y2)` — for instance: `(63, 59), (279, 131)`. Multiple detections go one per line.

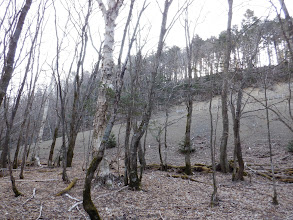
(0, 0), (293, 219)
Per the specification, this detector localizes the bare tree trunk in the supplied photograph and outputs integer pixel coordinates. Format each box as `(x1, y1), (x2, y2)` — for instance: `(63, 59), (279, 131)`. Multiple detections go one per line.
(124, 110), (131, 185)
(20, 119), (31, 179)
(163, 109), (169, 169)
(0, 0), (32, 107)
(264, 76), (278, 205)
(67, 1), (91, 167)
(128, 0), (173, 189)
(230, 90), (244, 181)
(48, 120), (60, 167)
(183, 6), (194, 175)
(91, 0), (123, 186)
(209, 93), (219, 207)
(278, 0), (293, 60)
(219, 0), (233, 173)
(83, 1), (147, 217)
(184, 98), (192, 175)
(33, 77), (54, 166)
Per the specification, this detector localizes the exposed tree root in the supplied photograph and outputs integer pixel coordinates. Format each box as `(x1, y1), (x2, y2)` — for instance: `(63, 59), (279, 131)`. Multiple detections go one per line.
(56, 178), (78, 196)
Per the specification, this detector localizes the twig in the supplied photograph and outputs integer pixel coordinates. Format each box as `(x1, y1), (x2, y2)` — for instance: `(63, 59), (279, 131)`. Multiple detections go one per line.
(36, 202), (43, 220)
(23, 188), (36, 205)
(0, 179), (59, 183)
(76, 205), (87, 219)
(68, 201), (83, 211)
(64, 193), (80, 202)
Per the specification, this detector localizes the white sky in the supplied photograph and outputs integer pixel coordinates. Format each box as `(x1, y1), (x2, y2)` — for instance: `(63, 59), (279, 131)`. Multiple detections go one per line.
(2, 0), (293, 89)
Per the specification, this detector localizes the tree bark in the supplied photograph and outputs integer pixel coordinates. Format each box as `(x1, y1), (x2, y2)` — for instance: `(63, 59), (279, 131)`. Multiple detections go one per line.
(231, 90), (244, 181)
(278, 0), (293, 61)
(48, 121), (60, 167)
(128, 0), (173, 189)
(0, 0), (32, 107)
(219, 0), (233, 173)
(92, 0), (123, 185)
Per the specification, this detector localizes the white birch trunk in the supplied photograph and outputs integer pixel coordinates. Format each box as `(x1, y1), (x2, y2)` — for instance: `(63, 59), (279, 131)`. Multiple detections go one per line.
(33, 77), (54, 166)
(93, 0), (123, 185)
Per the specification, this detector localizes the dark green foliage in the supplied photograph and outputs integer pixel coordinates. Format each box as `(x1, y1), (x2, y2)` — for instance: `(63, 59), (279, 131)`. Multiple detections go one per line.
(287, 140), (293, 153)
(178, 138), (195, 154)
(105, 133), (116, 149)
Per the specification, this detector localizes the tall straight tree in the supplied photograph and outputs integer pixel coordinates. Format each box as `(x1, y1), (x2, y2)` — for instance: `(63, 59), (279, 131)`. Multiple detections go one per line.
(183, 6), (194, 175)
(0, 0), (33, 107)
(219, 0), (233, 173)
(91, 0), (123, 185)
(278, 0), (293, 60)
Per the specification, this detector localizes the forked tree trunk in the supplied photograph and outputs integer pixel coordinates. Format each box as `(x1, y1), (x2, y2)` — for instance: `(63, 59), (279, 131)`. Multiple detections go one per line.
(83, 1), (147, 217)
(128, 0), (173, 189)
(219, 0), (233, 173)
(231, 89), (244, 181)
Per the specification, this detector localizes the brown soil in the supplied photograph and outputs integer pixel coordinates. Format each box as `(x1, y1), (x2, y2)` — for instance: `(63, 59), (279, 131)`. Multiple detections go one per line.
(0, 83), (292, 219)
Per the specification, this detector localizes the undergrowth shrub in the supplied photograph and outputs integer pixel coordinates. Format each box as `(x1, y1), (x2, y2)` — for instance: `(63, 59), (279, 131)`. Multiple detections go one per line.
(106, 133), (117, 149)
(178, 138), (195, 154)
(287, 140), (293, 153)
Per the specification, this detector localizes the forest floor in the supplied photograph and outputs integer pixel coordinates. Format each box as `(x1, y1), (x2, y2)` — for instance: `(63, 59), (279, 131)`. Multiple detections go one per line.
(0, 82), (293, 219)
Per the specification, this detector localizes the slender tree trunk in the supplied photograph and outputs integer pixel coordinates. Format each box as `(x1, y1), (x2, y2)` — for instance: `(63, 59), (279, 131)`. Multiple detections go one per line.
(278, 0), (293, 61)
(124, 111), (131, 185)
(128, 0), (173, 188)
(264, 77), (278, 205)
(184, 98), (192, 175)
(209, 93), (218, 207)
(0, 0), (32, 107)
(231, 90), (244, 181)
(67, 2), (91, 167)
(163, 109), (169, 169)
(183, 7), (194, 176)
(219, 0), (233, 173)
(48, 120), (60, 167)
(33, 77), (54, 166)
(20, 119), (31, 179)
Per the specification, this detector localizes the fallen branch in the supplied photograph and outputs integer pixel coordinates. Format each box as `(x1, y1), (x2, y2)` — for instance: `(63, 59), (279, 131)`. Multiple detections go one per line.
(68, 186), (128, 212)
(246, 165), (272, 180)
(146, 163), (212, 173)
(64, 193), (80, 201)
(69, 201), (83, 212)
(246, 165), (293, 182)
(0, 179), (59, 183)
(23, 188), (36, 205)
(36, 202), (43, 220)
(166, 174), (211, 185)
(56, 178), (78, 196)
